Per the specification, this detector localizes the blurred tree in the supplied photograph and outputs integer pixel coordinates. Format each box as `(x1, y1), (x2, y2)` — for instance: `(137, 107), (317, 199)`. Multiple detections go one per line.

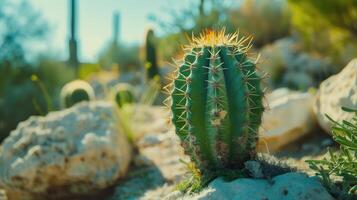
(152, 0), (291, 60)
(98, 42), (141, 73)
(290, 0), (357, 36)
(150, 0), (230, 61)
(289, 0), (357, 67)
(0, 0), (47, 92)
(0, 0), (74, 140)
(229, 0), (291, 47)
(0, 0), (47, 67)
(0, 56), (74, 133)
(152, 0), (227, 33)
(35, 55), (76, 105)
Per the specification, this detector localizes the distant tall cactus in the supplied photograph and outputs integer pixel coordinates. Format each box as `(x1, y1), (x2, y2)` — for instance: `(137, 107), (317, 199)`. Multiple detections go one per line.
(145, 29), (160, 81)
(166, 30), (265, 172)
(113, 83), (135, 108)
(60, 80), (95, 108)
(68, 0), (79, 73)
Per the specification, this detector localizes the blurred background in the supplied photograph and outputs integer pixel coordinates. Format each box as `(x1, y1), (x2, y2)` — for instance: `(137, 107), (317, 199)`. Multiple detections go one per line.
(1, 0), (356, 140)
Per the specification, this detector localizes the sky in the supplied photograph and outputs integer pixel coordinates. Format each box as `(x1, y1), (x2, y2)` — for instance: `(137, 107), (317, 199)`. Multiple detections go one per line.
(30, 0), (190, 62)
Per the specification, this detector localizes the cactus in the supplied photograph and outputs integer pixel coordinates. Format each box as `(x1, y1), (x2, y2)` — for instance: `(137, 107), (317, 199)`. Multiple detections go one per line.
(68, 0), (79, 72)
(60, 80), (95, 108)
(145, 28), (160, 82)
(166, 30), (265, 172)
(113, 83), (135, 108)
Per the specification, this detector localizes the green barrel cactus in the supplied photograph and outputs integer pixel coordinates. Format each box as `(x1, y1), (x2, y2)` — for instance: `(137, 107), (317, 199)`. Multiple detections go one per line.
(145, 28), (160, 81)
(113, 83), (135, 108)
(60, 80), (95, 108)
(167, 30), (265, 172)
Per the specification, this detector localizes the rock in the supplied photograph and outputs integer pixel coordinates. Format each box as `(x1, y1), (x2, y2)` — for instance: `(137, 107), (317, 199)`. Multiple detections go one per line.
(0, 190), (7, 200)
(261, 37), (334, 90)
(163, 190), (184, 200)
(244, 161), (264, 179)
(0, 101), (132, 200)
(282, 71), (315, 89)
(108, 129), (188, 200)
(301, 144), (320, 154)
(133, 155), (153, 167)
(131, 106), (170, 138)
(89, 79), (107, 99)
(320, 138), (334, 148)
(170, 173), (334, 200)
(314, 59), (357, 133)
(265, 87), (295, 103)
(138, 134), (163, 147)
(258, 89), (316, 153)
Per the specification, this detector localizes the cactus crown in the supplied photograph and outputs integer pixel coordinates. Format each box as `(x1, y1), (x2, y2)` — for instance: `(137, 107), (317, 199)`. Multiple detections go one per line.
(166, 29), (265, 172)
(113, 83), (135, 108)
(187, 29), (251, 47)
(69, 88), (90, 104)
(145, 28), (160, 81)
(60, 80), (95, 108)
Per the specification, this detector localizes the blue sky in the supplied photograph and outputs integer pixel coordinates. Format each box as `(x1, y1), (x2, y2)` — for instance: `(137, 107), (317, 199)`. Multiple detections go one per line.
(30, 0), (190, 62)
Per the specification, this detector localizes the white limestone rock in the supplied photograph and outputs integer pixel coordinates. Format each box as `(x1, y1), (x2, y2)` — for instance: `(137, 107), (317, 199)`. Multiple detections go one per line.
(258, 89), (316, 153)
(166, 173), (334, 200)
(314, 58), (357, 133)
(0, 101), (132, 199)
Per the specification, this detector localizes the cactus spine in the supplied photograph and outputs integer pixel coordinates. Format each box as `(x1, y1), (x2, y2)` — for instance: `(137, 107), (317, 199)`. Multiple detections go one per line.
(167, 30), (264, 172)
(60, 80), (95, 108)
(113, 83), (135, 108)
(145, 29), (160, 81)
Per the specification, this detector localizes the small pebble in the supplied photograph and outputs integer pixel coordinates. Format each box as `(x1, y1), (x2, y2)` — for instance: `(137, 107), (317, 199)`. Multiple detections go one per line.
(138, 134), (162, 147)
(320, 138), (333, 148)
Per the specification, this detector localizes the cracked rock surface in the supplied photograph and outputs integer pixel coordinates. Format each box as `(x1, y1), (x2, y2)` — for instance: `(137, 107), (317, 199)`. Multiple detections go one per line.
(0, 101), (132, 200)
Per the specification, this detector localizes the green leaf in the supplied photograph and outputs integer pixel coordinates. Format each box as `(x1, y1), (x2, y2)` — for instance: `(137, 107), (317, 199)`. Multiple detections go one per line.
(325, 114), (340, 125)
(342, 120), (357, 129)
(349, 185), (357, 194)
(342, 106), (357, 113)
(307, 107), (357, 198)
(335, 138), (357, 150)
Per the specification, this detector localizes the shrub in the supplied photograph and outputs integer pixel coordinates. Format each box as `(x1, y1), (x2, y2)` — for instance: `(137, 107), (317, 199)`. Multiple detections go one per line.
(288, 0), (357, 67)
(306, 107), (357, 200)
(229, 0), (291, 47)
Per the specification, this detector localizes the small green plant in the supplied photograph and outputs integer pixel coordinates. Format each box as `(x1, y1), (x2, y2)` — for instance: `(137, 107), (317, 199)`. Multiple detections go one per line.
(166, 29), (265, 191)
(31, 74), (53, 115)
(145, 28), (160, 82)
(306, 107), (357, 200)
(60, 80), (95, 108)
(113, 83), (135, 108)
(140, 77), (161, 106)
(98, 79), (160, 144)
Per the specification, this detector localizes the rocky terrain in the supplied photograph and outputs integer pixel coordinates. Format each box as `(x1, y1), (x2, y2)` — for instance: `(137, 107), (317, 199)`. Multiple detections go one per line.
(0, 59), (355, 200)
